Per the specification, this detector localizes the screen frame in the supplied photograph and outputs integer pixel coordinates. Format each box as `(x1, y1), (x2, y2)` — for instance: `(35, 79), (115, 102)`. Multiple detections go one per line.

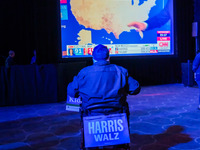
(59, 0), (178, 62)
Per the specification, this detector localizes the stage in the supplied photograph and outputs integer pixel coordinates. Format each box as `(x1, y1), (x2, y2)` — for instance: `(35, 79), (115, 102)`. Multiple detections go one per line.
(0, 84), (200, 150)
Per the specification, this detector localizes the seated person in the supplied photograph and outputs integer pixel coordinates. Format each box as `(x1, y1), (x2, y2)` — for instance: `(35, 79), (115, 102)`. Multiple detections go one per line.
(67, 44), (140, 116)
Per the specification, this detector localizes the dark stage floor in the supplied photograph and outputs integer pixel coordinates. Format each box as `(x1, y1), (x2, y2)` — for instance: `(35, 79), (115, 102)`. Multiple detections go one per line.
(0, 84), (200, 150)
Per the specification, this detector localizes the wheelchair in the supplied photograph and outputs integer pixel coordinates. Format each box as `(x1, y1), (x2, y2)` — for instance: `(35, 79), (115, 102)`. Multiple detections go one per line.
(80, 103), (130, 150)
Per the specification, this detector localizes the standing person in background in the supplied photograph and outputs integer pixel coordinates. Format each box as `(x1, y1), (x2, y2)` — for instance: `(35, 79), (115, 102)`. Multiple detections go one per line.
(31, 50), (36, 64)
(192, 50), (200, 110)
(5, 50), (16, 83)
(5, 50), (15, 69)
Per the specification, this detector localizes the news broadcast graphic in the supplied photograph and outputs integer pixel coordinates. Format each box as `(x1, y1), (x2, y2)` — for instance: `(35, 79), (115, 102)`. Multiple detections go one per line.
(66, 96), (81, 112)
(60, 0), (67, 4)
(60, 0), (174, 58)
(83, 113), (130, 148)
(60, 5), (68, 21)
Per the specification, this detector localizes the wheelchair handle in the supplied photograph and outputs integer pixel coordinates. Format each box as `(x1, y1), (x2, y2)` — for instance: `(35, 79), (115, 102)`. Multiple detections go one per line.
(85, 104), (122, 111)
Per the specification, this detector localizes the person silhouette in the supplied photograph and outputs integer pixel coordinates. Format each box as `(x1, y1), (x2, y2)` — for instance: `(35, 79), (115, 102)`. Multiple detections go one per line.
(193, 50), (200, 110)
(31, 50), (36, 64)
(5, 50), (15, 69)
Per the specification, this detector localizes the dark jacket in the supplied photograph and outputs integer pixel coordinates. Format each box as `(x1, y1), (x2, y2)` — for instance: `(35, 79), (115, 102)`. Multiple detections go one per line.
(5, 56), (15, 69)
(67, 60), (140, 109)
(193, 53), (200, 81)
(145, 0), (172, 30)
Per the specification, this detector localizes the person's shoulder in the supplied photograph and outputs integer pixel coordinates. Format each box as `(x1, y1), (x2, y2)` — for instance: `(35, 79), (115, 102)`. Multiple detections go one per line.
(111, 64), (128, 74)
(31, 55), (36, 59)
(78, 65), (94, 75)
(5, 56), (11, 61)
(195, 53), (200, 59)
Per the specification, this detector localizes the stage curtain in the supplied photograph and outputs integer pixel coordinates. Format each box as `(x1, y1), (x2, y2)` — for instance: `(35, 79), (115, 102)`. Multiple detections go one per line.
(0, 64), (57, 106)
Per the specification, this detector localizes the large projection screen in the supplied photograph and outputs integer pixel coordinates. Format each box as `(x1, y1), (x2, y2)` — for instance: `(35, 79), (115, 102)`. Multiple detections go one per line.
(60, 0), (174, 58)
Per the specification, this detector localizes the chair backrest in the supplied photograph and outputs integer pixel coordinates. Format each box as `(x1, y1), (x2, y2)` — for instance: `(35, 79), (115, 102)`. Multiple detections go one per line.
(82, 103), (124, 115)
(86, 104), (122, 110)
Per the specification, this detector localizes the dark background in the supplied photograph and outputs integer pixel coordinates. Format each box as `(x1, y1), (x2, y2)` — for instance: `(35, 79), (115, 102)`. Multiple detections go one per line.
(0, 0), (198, 105)
(0, 0), (60, 65)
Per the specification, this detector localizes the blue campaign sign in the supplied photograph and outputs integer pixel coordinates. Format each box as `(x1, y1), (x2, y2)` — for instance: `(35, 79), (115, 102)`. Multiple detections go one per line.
(83, 113), (130, 148)
(66, 96), (81, 112)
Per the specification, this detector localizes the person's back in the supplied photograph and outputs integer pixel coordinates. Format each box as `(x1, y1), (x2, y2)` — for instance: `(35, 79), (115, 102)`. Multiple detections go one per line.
(67, 44), (140, 112)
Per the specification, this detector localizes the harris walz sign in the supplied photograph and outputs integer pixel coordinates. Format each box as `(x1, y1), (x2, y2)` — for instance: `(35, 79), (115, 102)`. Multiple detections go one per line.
(83, 113), (130, 148)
